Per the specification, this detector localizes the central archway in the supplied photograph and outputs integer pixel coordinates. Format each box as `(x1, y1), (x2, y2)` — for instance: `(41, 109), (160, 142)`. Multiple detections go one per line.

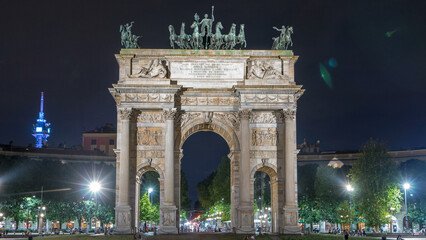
(175, 119), (241, 232)
(179, 130), (230, 232)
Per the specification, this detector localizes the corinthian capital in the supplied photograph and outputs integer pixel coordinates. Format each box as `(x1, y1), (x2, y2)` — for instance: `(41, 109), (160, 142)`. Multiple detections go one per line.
(238, 108), (252, 120)
(119, 108), (133, 120)
(163, 108), (177, 120)
(283, 108), (296, 120)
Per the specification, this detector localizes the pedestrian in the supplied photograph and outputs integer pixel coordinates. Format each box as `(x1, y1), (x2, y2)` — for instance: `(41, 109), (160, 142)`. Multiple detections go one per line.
(344, 230), (349, 240)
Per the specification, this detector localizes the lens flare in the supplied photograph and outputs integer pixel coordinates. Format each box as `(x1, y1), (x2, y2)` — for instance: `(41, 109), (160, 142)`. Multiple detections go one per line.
(328, 58), (338, 68)
(319, 63), (333, 89)
(385, 28), (399, 38)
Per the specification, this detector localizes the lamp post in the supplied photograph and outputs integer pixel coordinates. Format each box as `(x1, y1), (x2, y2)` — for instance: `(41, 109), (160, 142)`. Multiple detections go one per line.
(38, 186), (45, 234)
(148, 188), (153, 207)
(403, 183), (410, 232)
(89, 181), (102, 232)
(0, 213), (4, 230)
(346, 184), (354, 231)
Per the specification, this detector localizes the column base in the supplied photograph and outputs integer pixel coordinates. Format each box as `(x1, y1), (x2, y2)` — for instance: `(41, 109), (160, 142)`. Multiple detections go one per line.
(115, 204), (132, 234)
(159, 205), (178, 234)
(237, 205), (255, 234)
(282, 206), (300, 234)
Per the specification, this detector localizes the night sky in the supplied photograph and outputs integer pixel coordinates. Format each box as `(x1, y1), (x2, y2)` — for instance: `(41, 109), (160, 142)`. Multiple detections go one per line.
(1, 1), (426, 201)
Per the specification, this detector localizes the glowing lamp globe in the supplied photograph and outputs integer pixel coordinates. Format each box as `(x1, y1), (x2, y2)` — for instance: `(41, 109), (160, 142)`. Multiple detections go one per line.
(89, 181), (101, 193)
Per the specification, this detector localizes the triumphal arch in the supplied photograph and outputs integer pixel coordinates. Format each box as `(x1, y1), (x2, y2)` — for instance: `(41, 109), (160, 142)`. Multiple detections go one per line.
(110, 48), (304, 234)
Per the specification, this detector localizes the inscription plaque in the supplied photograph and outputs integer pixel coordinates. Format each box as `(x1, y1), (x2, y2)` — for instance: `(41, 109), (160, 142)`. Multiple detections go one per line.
(170, 61), (245, 79)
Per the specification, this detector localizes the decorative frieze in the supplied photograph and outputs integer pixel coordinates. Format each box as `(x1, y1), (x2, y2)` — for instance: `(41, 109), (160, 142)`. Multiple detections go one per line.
(250, 151), (278, 159)
(123, 93), (174, 102)
(250, 112), (281, 124)
(241, 94), (289, 103)
(137, 111), (165, 123)
(181, 96), (239, 106)
(252, 128), (279, 146)
(137, 150), (165, 158)
(137, 127), (163, 146)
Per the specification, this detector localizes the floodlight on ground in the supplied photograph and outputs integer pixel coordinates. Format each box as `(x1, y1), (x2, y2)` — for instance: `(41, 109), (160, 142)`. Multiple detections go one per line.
(89, 181), (102, 193)
(403, 183), (410, 190)
(148, 188), (153, 194)
(346, 184), (354, 192)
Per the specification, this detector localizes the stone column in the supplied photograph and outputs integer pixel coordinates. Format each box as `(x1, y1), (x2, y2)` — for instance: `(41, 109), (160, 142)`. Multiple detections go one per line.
(115, 108), (133, 234)
(229, 151), (240, 231)
(134, 179), (141, 231)
(283, 108), (299, 233)
(160, 108), (178, 234)
(237, 109), (254, 233)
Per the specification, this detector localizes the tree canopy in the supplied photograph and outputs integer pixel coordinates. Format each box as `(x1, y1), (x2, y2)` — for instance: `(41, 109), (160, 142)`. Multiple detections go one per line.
(350, 139), (402, 229)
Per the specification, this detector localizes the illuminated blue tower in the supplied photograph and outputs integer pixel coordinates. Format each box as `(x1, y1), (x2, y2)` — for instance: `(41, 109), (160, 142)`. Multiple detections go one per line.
(32, 92), (51, 148)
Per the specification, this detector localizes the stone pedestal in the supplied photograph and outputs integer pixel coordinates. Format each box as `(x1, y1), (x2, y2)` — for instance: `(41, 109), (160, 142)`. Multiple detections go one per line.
(115, 204), (132, 234)
(159, 205), (178, 234)
(237, 205), (255, 234)
(283, 207), (300, 234)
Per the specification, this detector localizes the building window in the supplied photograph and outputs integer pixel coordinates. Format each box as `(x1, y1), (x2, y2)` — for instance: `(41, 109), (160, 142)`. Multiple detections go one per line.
(91, 139), (96, 145)
(109, 139), (115, 145)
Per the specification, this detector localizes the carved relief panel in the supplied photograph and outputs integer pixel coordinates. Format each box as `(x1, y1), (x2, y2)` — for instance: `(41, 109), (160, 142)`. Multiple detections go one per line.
(138, 111), (165, 123)
(252, 128), (279, 146)
(137, 127), (163, 146)
(129, 58), (169, 78)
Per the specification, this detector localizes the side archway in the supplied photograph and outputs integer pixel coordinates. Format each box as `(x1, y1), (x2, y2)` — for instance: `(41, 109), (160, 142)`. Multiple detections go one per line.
(250, 164), (280, 233)
(134, 164), (164, 231)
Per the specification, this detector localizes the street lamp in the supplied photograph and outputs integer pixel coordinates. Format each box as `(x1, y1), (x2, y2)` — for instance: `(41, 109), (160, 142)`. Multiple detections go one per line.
(148, 187), (153, 203)
(89, 181), (101, 193)
(89, 181), (102, 231)
(403, 183), (410, 232)
(346, 184), (354, 230)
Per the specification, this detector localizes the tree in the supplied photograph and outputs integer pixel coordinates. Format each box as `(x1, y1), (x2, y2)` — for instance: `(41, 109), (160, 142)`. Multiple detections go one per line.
(211, 157), (231, 204)
(408, 195), (426, 227)
(338, 200), (355, 229)
(0, 196), (25, 231)
(46, 200), (74, 230)
(140, 193), (158, 225)
(181, 170), (191, 212)
(314, 165), (341, 224)
(96, 204), (115, 228)
(196, 171), (216, 209)
(350, 139), (402, 229)
(298, 196), (323, 230)
(298, 164), (318, 199)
